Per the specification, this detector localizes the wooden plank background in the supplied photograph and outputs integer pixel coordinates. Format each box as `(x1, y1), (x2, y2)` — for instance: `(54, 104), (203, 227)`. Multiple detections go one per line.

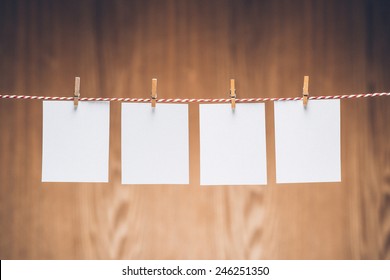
(0, 0), (389, 259)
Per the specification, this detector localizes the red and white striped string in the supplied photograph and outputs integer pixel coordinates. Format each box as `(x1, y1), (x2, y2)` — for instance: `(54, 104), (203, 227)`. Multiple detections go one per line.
(0, 92), (389, 103)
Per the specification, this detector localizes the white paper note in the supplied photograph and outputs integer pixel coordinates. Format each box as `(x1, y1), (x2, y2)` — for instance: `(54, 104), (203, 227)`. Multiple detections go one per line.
(274, 99), (341, 183)
(42, 101), (110, 182)
(122, 103), (189, 184)
(200, 104), (267, 185)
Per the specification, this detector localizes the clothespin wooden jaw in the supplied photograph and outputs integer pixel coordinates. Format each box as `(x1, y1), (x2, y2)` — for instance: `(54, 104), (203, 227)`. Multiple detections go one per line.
(230, 79), (236, 110)
(74, 77), (81, 109)
(151, 78), (157, 108)
(303, 76), (309, 107)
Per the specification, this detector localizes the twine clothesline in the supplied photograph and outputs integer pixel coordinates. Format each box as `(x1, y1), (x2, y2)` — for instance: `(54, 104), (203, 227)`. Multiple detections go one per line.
(0, 92), (389, 103)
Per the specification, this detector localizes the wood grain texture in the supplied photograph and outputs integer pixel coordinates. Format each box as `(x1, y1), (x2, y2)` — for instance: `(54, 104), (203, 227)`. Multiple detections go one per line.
(0, 0), (389, 259)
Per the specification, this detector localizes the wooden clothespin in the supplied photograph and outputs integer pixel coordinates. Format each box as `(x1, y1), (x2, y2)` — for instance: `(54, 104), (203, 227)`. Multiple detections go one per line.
(230, 79), (236, 109)
(74, 77), (80, 109)
(151, 78), (157, 108)
(303, 76), (309, 107)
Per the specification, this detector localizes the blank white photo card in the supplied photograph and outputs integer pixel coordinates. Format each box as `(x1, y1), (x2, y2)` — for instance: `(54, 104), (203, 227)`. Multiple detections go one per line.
(274, 99), (341, 183)
(42, 101), (110, 182)
(121, 103), (189, 184)
(199, 103), (267, 185)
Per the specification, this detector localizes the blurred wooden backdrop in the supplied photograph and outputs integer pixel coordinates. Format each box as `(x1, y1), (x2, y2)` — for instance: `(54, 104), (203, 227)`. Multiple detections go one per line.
(0, 0), (389, 259)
